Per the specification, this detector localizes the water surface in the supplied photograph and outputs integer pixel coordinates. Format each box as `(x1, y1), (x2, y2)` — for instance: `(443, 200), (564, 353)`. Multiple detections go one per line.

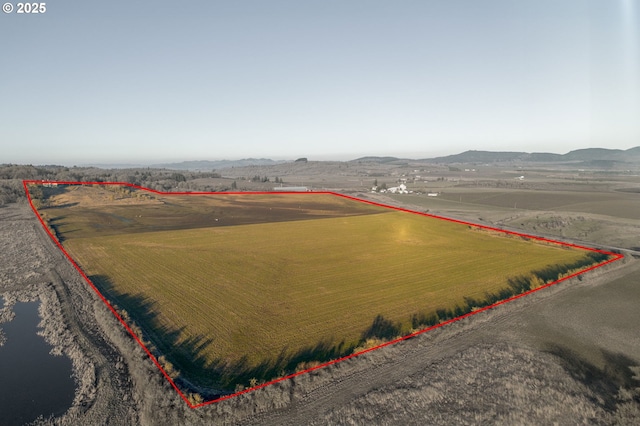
(0, 301), (75, 425)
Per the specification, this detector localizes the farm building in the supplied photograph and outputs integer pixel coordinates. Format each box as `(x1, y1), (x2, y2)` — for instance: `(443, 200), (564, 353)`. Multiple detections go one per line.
(387, 184), (408, 194)
(273, 186), (310, 192)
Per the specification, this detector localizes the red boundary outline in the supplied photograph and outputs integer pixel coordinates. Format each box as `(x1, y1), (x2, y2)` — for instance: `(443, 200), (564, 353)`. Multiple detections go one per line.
(22, 180), (624, 409)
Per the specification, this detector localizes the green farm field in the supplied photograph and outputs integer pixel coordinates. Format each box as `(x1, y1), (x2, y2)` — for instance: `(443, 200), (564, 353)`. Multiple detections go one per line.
(32, 184), (605, 389)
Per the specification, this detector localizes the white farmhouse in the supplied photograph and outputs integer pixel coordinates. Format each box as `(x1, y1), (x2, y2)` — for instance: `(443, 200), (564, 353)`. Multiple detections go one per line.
(387, 184), (408, 194)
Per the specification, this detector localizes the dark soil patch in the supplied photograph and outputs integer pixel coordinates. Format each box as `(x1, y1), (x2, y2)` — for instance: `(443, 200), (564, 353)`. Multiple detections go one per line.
(38, 188), (390, 239)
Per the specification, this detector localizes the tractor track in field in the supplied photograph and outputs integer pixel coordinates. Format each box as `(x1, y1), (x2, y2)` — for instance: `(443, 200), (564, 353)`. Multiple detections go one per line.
(246, 336), (484, 425)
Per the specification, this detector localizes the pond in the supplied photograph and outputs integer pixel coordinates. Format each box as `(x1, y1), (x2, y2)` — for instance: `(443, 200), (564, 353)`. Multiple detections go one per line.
(0, 301), (76, 425)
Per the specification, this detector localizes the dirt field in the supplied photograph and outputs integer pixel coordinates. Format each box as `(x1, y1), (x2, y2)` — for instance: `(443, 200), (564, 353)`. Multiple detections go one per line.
(2, 163), (640, 424)
(36, 185), (386, 238)
(435, 187), (640, 220)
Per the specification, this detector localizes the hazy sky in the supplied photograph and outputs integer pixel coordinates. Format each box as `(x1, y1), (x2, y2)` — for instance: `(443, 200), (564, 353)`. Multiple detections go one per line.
(1, 0), (639, 165)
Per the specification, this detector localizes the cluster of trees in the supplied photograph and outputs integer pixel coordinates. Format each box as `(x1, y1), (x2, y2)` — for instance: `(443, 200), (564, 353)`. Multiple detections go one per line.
(371, 179), (387, 191)
(0, 164), (66, 205)
(0, 180), (25, 205)
(0, 164), (229, 205)
(248, 175), (284, 183)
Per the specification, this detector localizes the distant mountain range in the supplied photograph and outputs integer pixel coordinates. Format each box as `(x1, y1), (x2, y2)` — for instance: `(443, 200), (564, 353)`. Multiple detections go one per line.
(423, 146), (640, 164)
(85, 146), (640, 171)
(350, 156), (408, 164)
(151, 158), (285, 171)
(353, 146), (640, 165)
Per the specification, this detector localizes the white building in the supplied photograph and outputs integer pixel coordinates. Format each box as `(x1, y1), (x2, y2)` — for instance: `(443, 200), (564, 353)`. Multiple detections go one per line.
(387, 184), (408, 194)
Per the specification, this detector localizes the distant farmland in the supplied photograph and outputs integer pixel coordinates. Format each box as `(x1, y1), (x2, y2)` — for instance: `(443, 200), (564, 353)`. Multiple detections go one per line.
(29, 184), (609, 391)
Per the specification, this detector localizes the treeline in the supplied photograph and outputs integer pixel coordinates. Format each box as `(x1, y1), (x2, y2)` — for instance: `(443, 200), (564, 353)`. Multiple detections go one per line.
(249, 175), (283, 183)
(0, 164), (64, 205)
(0, 164), (226, 205)
(0, 163), (292, 206)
